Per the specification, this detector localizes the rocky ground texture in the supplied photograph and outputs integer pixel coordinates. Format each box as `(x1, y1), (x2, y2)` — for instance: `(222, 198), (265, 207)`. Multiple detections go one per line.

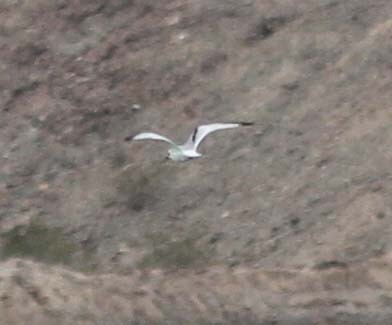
(1, 0), (392, 324)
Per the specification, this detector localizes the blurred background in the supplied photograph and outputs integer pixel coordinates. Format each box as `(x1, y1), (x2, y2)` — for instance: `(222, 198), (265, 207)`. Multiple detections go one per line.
(1, 0), (392, 324)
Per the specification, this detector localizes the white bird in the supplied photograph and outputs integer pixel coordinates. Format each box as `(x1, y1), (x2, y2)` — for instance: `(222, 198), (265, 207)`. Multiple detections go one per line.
(125, 122), (254, 161)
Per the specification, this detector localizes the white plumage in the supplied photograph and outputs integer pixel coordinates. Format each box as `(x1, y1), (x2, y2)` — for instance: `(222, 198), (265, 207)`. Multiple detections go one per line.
(126, 122), (253, 161)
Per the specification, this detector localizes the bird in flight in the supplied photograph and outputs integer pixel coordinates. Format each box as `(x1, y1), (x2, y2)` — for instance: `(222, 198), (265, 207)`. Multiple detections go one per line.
(125, 122), (253, 161)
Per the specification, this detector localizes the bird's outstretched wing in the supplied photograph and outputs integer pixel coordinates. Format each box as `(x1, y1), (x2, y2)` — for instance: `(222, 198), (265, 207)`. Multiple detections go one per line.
(183, 122), (253, 150)
(126, 132), (178, 147)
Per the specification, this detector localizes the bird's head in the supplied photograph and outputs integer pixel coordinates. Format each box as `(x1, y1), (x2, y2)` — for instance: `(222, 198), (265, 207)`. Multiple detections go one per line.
(167, 147), (188, 162)
(167, 148), (176, 161)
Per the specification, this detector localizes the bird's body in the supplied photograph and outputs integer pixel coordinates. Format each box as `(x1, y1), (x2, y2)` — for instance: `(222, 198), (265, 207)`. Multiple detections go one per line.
(125, 122), (253, 161)
(168, 146), (201, 161)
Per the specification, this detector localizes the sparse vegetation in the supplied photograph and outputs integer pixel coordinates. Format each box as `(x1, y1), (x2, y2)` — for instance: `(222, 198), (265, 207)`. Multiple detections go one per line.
(376, 212), (385, 220)
(1, 220), (77, 266)
(115, 168), (155, 212)
(95, 313), (262, 325)
(140, 232), (213, 270)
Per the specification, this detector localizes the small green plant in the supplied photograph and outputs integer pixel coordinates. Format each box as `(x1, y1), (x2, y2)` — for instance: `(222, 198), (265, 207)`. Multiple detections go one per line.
(376, 211), (385, 220)
(1, 220), (77, 266)
(140, 233), (212, 270)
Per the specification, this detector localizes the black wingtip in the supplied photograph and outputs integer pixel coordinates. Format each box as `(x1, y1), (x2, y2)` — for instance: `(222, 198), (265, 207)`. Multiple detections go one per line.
(191, 127), (198, 143)
(239, 122), (254, 126)
(124, 135), (133, 142)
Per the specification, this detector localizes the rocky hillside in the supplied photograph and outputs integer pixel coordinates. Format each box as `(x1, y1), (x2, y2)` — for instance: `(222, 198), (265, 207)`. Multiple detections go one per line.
(1, 0), (392, 323)
(3, 255), (392, 324)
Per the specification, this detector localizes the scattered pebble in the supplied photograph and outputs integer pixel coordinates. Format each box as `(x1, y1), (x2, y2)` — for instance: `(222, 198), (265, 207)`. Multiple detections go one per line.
(177, 32), (189, 41)
(38, 183), (49, 191)
(118, 242), (131, 254)
(165, 15), (181, 26)
(221, 211), (230, 218)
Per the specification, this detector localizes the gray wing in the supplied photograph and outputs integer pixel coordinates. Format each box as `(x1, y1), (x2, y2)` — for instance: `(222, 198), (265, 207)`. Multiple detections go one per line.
(131, 132), (178, 147)
(183, 122), (253, 150)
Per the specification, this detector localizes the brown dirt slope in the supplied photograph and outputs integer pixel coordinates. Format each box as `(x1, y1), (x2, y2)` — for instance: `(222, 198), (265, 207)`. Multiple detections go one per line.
(2, 255), (392, 324)
(1, 0), (392, 323)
